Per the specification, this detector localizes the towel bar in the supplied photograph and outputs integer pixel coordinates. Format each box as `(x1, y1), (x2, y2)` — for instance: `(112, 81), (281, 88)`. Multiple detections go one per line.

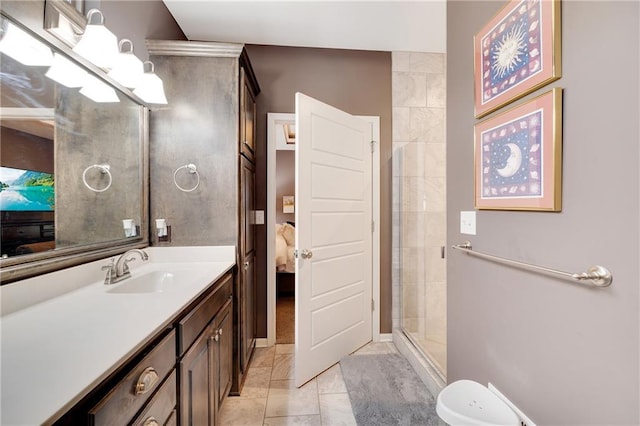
(451, 241), (612, 287)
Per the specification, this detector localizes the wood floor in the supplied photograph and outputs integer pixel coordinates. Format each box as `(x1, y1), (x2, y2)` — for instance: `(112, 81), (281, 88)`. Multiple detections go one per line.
(276, 294), (295, 344)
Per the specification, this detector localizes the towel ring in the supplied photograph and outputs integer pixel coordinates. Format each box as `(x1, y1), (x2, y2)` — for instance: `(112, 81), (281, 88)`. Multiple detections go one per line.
(82, 164), (112, 193)
(173, 163), (200, 193)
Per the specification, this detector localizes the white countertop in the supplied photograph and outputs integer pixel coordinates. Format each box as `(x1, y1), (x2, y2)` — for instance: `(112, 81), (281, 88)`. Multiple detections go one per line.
(0, 246), (235, 425)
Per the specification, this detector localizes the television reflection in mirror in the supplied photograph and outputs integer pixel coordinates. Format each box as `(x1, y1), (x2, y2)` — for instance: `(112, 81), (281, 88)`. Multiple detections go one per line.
(0, 9), (147, 283)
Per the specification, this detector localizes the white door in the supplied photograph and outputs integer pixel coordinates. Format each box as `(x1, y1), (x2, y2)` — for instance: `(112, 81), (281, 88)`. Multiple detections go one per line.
(294, 93), (373, 387)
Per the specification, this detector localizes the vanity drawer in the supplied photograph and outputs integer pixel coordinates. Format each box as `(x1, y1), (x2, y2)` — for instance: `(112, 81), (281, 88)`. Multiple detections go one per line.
(88, 329), (176, 426)
(130, 369), (177, 426)
(176, 272), (233, 355)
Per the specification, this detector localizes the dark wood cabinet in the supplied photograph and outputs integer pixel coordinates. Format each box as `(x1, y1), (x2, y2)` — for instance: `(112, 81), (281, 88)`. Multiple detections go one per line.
(130, 370), (177, 426)
(239, 155), (256, 377)
(179, 298), (232, 426)
(180, 320), (216, 426)
(240, 67), (257, 163)
(179, 274), (233, 426)
(240, 251), (256, 375)
(213, 300), (233, 409)
(88, 330), (177, 426)
(55, 272), (234, 426)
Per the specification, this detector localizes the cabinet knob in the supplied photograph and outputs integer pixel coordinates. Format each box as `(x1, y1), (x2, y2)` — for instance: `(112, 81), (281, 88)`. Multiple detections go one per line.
(218, 328), (223, 336)
(134, 367), (159, 395)
(142, 417), (160, 426)
(243, 261), (249, 270)
(214, 333), (220, 342)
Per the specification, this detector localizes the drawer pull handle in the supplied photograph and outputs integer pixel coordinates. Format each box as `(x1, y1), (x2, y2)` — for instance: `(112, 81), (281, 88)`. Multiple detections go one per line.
(134, 367), (159, 395)
(142, 416), (160, 426)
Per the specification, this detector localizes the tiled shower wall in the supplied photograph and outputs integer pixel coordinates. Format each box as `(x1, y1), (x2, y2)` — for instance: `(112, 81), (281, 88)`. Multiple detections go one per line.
(391, 52), (447, 370)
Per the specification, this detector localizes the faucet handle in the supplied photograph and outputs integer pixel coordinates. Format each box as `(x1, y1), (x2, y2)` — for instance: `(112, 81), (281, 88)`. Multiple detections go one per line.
(102, 258), (116, 285)
(101, 258), (115, 271)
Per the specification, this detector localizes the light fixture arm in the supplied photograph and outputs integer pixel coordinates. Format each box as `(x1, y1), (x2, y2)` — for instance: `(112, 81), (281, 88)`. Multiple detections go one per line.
(85, 9), (105, 26)
(118, 39), (134, 53)
(142, 60), (155, 73)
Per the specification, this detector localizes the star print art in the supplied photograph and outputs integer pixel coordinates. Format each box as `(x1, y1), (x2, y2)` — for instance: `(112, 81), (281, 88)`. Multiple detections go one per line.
(481, 109), (543, 198)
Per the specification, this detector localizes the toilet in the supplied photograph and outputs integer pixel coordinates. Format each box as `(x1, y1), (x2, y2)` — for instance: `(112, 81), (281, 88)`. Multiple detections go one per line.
(436, 380), (521, 425)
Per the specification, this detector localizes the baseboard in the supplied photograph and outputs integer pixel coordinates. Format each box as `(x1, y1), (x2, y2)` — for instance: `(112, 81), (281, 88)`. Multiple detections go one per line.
(377, 333), (393, 342)
(255, 338), (269, 348)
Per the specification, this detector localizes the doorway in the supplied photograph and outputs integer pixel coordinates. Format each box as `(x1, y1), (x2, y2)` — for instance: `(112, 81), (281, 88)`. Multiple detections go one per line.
(265, 112), (381, 349)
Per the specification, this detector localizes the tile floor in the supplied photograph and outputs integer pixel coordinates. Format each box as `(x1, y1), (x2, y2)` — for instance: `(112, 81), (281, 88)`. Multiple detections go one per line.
(218, 342), (399, 425)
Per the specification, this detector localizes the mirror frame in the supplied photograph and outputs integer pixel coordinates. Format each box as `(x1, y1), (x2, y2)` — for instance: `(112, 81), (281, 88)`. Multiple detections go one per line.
(0, 0), (150, 284)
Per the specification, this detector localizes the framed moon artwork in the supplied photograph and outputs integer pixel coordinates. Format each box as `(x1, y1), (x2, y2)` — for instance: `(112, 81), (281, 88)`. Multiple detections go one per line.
(474, 88), (562, 211)
(474, 0), (561, 118)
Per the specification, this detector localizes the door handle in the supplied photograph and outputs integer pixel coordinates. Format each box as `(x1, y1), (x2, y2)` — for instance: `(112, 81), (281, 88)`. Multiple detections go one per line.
(301, 249), (313, 259)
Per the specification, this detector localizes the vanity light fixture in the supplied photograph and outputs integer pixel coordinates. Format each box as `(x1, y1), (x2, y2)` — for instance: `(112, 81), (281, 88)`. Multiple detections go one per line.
(0, 20), (53, 66)
(80, 74), (120, 103)
(107, 39), (143, 89)
(133, 60), (168, 104)
(72, 9), (118, 70)
(45, 52), (89, 88)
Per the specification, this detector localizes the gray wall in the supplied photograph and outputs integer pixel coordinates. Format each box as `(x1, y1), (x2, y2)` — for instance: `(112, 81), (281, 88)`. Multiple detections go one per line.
(148, 55), (240, 247)
(245, 44), (393, 335)
(447, 1), (639, 424)
(55, 90), (142, 246)
(275, 151), (295, 225)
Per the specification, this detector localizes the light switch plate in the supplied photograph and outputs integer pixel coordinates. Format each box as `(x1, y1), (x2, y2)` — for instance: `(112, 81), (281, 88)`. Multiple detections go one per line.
(460, 211), (476, 235)
(254, 210), (265, 225)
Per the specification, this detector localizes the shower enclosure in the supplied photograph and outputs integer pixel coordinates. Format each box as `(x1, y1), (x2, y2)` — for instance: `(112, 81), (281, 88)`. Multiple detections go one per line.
(392, 52), (447, 379)
(395, 148), (447, 376)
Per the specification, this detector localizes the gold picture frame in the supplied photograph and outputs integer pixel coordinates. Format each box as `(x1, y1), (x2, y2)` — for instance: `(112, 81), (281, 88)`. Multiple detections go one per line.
(474, 88), (563, 211)
(474, 0), (562, 118)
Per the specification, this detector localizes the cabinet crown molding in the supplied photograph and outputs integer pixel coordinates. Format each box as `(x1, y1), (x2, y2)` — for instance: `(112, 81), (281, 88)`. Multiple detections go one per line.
(146, 40), (245, 58)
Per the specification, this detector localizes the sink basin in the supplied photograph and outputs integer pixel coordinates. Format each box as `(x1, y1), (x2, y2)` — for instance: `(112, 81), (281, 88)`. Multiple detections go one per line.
(107, 270), (179, 294)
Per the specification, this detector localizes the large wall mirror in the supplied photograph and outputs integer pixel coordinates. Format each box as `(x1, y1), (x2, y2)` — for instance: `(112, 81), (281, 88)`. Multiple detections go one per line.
(0, 1), (148, 283)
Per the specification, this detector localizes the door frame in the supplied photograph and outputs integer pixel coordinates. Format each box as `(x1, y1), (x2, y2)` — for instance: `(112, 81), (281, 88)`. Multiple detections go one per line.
(265, 112), (381, 347)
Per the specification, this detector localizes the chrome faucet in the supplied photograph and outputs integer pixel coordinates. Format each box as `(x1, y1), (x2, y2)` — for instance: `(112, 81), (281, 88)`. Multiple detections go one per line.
(101, 249), (149, 285)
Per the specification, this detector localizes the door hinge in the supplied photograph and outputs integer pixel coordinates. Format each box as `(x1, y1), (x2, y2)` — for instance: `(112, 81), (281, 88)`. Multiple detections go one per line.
(293, 249), (298, 259)
(371, 220), (375, 232)
(371, 299), (375, 311)
(370, 140), (376, 153)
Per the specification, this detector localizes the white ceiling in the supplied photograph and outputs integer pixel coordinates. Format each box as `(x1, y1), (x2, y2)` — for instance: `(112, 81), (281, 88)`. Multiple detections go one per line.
(162, 1), (446, 53)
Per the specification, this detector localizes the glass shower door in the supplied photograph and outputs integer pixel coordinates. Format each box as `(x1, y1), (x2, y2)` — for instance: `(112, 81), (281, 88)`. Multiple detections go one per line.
(395, 144), (447, 377)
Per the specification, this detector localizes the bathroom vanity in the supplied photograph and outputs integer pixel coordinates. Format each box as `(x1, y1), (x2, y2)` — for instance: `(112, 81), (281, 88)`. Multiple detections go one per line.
(0, 246), (235, 425)
(0, 3), (261, 424)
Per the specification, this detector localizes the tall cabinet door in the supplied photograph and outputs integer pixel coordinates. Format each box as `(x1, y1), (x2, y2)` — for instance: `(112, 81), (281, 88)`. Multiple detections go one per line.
(240, 68), (256, 163)
(239, 155), (256, 376)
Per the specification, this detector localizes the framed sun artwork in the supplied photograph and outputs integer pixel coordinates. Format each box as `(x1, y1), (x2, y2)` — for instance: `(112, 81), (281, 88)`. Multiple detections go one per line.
(474, 0), (561, 118)
(474, 88), (562, 211)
